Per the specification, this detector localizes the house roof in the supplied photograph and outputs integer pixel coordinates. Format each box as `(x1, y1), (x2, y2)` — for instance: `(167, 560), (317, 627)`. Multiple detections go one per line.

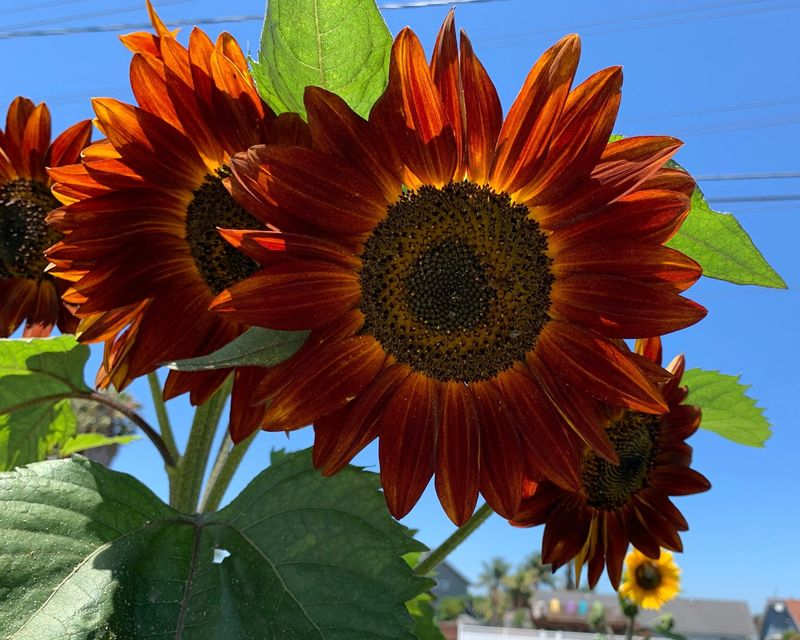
(422, 554), (470, 586)
(535, 590), (756, 637)
(786, 600), (800, 628)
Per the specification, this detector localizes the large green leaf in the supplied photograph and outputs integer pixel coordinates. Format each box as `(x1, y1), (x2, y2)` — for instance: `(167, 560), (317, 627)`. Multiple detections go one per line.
(667, 188), (786, 288)
(682, 368), (772, 447)
(0, 450), (430, 639)
(0, 336), (90, 470)
(252, 0), (392, 119)
(167, 327), (309, 371)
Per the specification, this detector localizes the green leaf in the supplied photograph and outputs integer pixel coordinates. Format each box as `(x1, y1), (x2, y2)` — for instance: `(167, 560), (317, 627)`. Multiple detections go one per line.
(0, 450), (430, 638)
(58, 432), (140, 457)
(682, 368), (772, 447)
(168, 326), (309, 371)
(667, 188), (786, 288)
(407, 592), (445, 640)
(0, 336), (90, 470)
(252, 0), (393, 119)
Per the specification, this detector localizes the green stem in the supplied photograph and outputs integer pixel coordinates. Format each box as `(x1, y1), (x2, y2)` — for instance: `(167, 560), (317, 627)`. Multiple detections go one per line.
(199, 430), (256, 512)
(414, 502), (493, 576)
(81, 391), (177, 468)
(170, 376), (233, 513)
(626, 614), (636, 640)
(147, 372), (179, 462)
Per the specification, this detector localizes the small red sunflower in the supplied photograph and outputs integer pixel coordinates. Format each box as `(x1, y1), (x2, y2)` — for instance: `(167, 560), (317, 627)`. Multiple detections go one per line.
(45, 2), (310, 438)
(511, 337), (710, 589)
(211, 15), (706, 524)
(0, 97), (91, 338)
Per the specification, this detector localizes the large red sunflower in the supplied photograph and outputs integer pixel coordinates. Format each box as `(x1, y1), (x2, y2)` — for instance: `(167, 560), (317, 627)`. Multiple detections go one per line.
(45, 2), (310, 438)
(511, 337), (710, 589)
(0, 97), (91, 338)
(211, 15), (707, 524)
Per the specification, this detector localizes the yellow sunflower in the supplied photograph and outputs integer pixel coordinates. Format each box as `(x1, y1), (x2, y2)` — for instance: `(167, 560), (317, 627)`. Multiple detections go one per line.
(619, 547), (681, 610)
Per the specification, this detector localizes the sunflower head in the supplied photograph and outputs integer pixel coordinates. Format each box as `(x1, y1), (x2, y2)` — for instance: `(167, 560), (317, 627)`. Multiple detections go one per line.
(0, 96), (91, 337)
(511, 336), (710, 588)
(211, 14), (707, 524)
(44, 2), (310, 441)
(619, 547), (681, 610)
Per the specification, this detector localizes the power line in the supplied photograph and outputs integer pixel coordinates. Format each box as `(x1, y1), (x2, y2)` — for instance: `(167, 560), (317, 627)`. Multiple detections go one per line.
(619, 96), (800, 125)
(478, 0), (800, 51)
(707, 194), (800, 203)
(2, 0), (199, 32)
(696, 172), (800, 181)
(0, 0), (506, 39)
(0, 0), (91, 16)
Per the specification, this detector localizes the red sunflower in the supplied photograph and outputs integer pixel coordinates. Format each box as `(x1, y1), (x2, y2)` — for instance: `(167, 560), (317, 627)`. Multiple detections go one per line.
(45, 1), (310, 439)
(211, 14), (706, 524)
(511, 337), (711, 589)
(0, 97), (91, 338)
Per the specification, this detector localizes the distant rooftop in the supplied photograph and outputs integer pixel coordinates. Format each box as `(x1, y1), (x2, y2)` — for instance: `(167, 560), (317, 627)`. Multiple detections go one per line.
(532, 589), (756, 638)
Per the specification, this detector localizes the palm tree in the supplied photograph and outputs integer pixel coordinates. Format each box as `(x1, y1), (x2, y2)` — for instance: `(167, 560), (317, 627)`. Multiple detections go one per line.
(522, 552), (555, 597)
(477, 557), (511, 625)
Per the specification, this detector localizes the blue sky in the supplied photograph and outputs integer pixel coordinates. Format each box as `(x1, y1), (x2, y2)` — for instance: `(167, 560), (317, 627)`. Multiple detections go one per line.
(1, 0), (798, 614)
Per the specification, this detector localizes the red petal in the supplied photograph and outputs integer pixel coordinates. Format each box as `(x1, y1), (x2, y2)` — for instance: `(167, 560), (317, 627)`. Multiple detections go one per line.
(528, 352), (618, 463)
(375, 28), (457, 186)
(218, 229), (360, 270)
(47, 119), (92, 168)
(521, 66), (622, 204)
(430, 11), (465, 176)
(304, 87), (402, 202)
(552, 243), (703, 292)
(264, 335), (385, 432)
(635, 336), (663, 365)
(21, 103), (51, 180)
(536, 321), (668, 413)
(435, 382), (481, 526)
(313, 364), (410, 475)
(553, 274), (707, 337)
(550, 189), (691, 248)
(472, 380), (524, 518)
(92, 98), (205, 190)
(489, 35), (580, 194)
(230, 145), (386, 235)
(229, 366), (269, 443)
(379, 373), (439, 519)
(460, 31), (502, 185)
(211, 260), (360, 330)
(533, 136), (683, 230)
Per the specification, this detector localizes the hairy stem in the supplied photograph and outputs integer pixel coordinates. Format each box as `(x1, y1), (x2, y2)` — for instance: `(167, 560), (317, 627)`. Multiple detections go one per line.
(83, 391), (177, 468)
(146, 372), (179, 461)
(170, 376), (233, 513)
(414, 503), (493, 576)
(199, 430), (256, 512)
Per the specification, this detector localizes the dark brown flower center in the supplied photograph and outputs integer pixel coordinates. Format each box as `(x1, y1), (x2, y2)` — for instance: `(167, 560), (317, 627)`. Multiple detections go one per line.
(185, 172), (262, 295)
(635, 561), (663, 590)
(0, 178), (60, 280)
(582, 412), (660, 509)
(359, 180), (553, 382)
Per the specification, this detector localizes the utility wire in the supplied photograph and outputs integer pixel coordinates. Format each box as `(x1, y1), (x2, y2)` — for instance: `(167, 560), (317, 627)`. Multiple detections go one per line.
(707, 194), (800, 203)
(0, 0), (506, 39)
(696, 172), (800, 181)
(478, 0), (800, 50)
(1, 0), (199, 32)
(0, 0), (91, 16)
